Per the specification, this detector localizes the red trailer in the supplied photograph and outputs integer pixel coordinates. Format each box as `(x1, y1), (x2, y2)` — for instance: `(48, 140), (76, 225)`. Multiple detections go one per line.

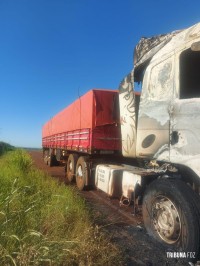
(42, 89), (121, 154)
(42, 89), (122, 189)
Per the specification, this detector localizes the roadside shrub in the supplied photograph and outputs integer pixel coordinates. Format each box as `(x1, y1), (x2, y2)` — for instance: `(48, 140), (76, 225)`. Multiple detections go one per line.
(10, 149), (33, 172)
(0, 150), (123, 265)
(0, 141), (15, 156)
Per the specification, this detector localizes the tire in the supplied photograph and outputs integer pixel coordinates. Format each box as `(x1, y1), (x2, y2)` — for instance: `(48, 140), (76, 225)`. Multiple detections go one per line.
(142, 178), (200, 261)
(66, 154), (78, 182)
(75, 156), (88, 190)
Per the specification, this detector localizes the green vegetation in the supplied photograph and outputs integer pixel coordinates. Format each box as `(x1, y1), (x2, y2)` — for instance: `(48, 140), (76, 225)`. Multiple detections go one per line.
(0, 142), (15, 156)
(0, 150), (123, 265)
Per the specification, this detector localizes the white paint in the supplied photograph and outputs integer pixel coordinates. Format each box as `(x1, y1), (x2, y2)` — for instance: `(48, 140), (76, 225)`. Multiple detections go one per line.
(119, 71), (136, 157)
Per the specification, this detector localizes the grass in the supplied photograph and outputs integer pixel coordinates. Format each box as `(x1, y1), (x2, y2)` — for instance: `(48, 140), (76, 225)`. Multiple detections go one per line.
(0, 150), (123, 265)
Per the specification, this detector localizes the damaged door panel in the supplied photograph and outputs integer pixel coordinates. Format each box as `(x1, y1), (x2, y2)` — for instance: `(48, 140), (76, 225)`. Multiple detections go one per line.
(136, 56), (175, 161)
(169, 46), (200, 176)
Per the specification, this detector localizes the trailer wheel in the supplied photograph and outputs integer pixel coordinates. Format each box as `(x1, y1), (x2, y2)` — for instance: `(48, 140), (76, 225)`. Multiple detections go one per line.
(142, 179), (200, 260)
(75, 156), (88, 190)
(66, 154), (78, 182)
(47, 154), (55, 167)
(43, 150), (49, 165)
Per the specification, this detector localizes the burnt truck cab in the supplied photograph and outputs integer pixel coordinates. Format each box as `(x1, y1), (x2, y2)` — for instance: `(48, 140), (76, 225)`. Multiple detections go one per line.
(119, 22), (200, 186)
(118, 23), (200, 260)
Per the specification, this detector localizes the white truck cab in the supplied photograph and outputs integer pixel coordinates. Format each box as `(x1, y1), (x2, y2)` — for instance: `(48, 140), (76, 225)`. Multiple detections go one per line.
(117, 22), (200, 261)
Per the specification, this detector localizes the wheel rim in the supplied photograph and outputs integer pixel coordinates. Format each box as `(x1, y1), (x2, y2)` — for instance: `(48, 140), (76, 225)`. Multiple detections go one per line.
(68, 161), (72, 175)
(152, 196), (181, 244)
(76, 165), (83, 187)
(67, 159), (74, 181)
(69, 161), (72, 171)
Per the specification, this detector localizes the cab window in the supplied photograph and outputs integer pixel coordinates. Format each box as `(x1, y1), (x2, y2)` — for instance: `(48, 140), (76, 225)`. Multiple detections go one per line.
(180, 49), (200, 99)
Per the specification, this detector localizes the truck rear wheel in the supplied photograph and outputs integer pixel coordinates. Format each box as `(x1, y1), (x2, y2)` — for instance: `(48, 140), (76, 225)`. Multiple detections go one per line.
(75, 156), (88, 190)
(43, 150), (49, 165)
(66, 154), (78, 182)
(142, 179), (200, 261)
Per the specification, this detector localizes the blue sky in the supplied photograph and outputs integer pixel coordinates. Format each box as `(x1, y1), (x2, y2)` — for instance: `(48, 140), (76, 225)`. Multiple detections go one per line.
(0, 0), (199, 148)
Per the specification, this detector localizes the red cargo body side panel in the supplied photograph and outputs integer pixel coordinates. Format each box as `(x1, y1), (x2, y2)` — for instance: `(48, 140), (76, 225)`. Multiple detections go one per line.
(42, 89), (121, 154)
(42, 90), (94, 136)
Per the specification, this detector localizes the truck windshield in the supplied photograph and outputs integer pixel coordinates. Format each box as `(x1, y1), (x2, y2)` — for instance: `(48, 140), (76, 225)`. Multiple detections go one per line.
(180, 48), (200, 99)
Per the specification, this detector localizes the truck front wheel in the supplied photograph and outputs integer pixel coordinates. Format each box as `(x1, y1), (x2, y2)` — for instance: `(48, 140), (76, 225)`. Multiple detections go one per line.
(142, 179), (200, 260)
(75, 156), (88, 190)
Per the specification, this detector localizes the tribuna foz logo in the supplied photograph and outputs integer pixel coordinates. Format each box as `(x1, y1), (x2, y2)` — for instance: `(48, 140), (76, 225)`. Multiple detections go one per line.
(166, 251), (196, 259)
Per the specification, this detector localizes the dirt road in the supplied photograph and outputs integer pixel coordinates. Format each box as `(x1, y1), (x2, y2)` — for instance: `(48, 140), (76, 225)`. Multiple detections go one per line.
(29, 150), (189, 266)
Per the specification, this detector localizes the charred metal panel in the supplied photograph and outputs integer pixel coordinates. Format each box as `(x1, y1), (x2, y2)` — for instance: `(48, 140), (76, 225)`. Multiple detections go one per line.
(118, 71), (136, 157)
(134, 22), (200, 85)
(170, 99), (200, 176)
(136, 111), (170, 160)
(134, 31), (180, 82)
(136, 56), (174, 161)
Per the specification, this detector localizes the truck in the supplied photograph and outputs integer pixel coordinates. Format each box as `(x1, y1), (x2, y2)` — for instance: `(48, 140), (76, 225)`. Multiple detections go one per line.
(42, 22), (200, 261)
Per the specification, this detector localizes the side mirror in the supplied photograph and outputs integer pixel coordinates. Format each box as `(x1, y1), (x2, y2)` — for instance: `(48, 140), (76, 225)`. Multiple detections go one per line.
(191, 41), (200, 51)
